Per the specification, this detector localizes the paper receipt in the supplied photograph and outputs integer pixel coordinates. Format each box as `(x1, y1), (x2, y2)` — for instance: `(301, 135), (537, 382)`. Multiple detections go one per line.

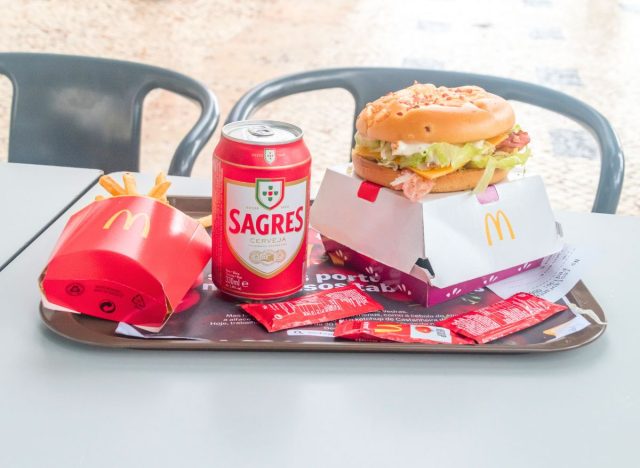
(488, 245), (589, 303)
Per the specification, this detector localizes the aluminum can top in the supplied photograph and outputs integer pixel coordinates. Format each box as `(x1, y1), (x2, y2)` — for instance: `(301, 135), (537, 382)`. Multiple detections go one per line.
(222, 120), (303, 146)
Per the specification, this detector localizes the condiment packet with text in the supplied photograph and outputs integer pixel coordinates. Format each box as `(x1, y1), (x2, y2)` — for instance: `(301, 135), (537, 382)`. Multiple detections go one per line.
(334, 321), (474, 345)
(436, 292), (567, 344)
(240, 284), (383, 332)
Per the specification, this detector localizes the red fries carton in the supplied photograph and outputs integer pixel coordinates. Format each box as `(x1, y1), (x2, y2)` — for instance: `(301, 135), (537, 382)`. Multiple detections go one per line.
(39, 196), (210, 328)
(311, 165), (563, 306)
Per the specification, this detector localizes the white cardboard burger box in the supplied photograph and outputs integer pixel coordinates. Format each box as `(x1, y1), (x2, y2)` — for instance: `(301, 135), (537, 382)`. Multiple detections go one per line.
(310, 164), (564, 306)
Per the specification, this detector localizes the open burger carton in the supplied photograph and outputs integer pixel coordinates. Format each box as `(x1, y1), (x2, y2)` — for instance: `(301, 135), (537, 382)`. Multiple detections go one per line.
(310, 164), (563, 306)
(39, 188), (210, 331)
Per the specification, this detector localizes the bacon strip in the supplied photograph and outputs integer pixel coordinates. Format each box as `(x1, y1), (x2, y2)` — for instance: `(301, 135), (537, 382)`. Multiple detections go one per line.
(392, 170), (435, 202)
(496, 131), (530, 152)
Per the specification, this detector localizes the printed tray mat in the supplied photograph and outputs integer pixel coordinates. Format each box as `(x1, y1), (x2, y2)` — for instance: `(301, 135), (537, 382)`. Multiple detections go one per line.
(40, 197), (606, 353)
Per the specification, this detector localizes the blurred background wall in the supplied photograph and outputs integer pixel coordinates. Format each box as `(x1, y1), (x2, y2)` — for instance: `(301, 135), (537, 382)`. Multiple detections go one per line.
(1, 0), (638, 213)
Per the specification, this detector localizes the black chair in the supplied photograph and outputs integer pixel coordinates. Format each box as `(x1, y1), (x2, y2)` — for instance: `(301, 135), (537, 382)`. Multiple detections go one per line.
(0, 53), (219, 176)
(227, 67), (624, 214)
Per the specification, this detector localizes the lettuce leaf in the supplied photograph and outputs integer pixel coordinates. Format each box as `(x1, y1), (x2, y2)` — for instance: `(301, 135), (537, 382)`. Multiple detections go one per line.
(471, 148), (531, 194)
(354, 133), (381, 150)
(466, 147), (531, 169)
(494, 148), (531, 169)
(473, 157), (498, 194)
(395, 142), (493, 170)
(354, 130), (531, 194)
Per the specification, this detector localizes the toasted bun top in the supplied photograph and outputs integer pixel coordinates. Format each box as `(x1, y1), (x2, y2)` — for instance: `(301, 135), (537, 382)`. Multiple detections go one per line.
(355, 83), (515, 143)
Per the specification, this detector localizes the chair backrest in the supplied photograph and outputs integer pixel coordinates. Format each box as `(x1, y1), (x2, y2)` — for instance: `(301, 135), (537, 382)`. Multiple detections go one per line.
(227, 67), (624, 214)
(0, 53), (219, 176)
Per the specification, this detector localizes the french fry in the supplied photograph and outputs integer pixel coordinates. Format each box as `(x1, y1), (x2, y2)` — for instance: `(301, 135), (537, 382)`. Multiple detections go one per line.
(197, 214), (212, 228)
(122, 172), (138, 195)
(99, 175), (126, 196)
(148, 181), (172, 200)
(154, 173), (169, 203)
(155, 172), (167, 185)
(99, 172), (172, 204)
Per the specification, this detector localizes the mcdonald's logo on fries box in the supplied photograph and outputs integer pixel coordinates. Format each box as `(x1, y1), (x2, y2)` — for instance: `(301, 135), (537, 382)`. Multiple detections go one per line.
(39, 196), (211, 328)
(311, 165), (563, 306)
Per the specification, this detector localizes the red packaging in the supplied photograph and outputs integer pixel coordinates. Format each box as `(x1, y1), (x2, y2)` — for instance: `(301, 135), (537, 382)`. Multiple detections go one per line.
(212, 120), (311, 300)
(436, 292), (567, 344)
(334, 321), (474, 345)
(240, 284), (382, 332)
(39, 196), (211, 328)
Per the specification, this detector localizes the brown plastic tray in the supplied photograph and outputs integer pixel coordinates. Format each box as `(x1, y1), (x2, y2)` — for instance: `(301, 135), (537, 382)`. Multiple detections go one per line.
(40, 196), (607, 353)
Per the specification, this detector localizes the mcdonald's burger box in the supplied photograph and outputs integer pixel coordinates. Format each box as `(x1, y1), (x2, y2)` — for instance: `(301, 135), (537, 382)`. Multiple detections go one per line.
(39, 196), (210, 328)
(310, 165), (563, 306)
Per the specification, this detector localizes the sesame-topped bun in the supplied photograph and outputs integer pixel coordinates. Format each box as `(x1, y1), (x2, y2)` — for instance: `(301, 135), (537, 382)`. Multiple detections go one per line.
(356, 83), (515, 144)
(350, 82), (530, 201)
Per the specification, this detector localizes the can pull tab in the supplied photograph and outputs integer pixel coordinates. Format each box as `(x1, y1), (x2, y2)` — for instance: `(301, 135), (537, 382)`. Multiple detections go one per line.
(248, 125), (275, 137)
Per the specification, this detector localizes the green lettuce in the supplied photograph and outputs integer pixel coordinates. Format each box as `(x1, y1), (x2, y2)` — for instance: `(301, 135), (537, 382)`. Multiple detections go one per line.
(354, 130), (530, 194)
(473, 157), (498, 195)
(396, 142), (493, 170)
(466, 147), (531, 169)
(354, 133), (381, 150)
(393, 143), (531, 194)
(471, 148), (531, 194)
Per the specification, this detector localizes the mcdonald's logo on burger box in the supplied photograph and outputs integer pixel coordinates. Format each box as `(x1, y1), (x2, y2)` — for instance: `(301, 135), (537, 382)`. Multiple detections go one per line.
(39, 196), (211, 328)
(311, 165), (563, 307)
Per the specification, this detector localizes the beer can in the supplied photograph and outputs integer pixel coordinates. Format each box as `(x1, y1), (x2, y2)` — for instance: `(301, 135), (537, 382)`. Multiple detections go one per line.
(212, 120), (311, 300)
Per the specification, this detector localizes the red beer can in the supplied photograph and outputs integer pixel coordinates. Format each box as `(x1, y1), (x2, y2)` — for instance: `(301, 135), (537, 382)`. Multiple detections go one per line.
(212, 120), (311, 300)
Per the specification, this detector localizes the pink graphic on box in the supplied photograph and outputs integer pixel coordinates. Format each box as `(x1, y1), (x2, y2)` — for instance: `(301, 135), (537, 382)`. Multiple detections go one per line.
(475, 185), (499, 204)
(323, 236), (423, 304)
(427, 260), (542, 305)
(321, 235), (542, 307)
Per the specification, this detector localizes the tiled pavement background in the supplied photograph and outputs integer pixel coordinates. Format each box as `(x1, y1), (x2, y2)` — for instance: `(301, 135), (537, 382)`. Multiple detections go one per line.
(0, 0), (638, 214)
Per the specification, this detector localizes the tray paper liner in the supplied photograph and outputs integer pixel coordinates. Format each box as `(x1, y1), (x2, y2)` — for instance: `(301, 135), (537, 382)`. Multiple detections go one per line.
(115, 228), (593, 345)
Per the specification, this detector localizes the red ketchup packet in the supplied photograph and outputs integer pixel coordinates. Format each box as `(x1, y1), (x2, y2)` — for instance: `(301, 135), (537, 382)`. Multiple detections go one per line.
(436, 292), (567, 344)
(240, 284), (383, 333)
(334, 321), (474, 345)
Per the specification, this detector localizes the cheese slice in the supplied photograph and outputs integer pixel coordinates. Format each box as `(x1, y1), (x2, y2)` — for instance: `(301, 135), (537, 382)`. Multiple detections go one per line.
(486, 132), (510, 145)
(408, 165), (458, 179)
(353, 145), (381, 159)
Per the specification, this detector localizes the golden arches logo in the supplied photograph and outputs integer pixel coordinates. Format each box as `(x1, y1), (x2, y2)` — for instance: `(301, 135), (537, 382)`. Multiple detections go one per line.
(373, 323), (403, 334)
(484, 210), (515, 246)
(103, 209), (151, 238)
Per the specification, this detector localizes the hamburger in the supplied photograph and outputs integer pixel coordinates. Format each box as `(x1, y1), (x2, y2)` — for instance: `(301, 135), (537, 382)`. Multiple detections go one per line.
(352, 83), (530, 201)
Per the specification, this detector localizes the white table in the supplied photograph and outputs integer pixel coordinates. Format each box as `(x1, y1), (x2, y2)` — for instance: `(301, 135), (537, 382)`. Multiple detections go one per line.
(0, 172), (637, 468)
(0, 162), (102, 271)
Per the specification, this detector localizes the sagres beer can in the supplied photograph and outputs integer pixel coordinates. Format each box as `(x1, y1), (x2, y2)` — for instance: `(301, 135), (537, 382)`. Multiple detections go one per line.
(212, 120), (311, 300)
